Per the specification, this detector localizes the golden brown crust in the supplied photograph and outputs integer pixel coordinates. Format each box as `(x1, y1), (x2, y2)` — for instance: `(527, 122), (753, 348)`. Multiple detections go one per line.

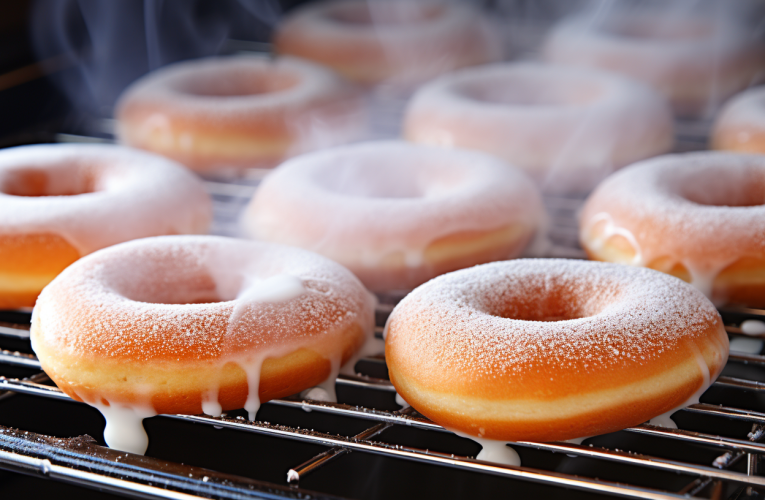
(0, 233), (80, 308)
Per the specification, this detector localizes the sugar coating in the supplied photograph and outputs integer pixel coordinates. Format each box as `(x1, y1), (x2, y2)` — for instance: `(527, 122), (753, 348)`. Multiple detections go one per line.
(386, 259), (721, 383)
(404, 62), (673, 192)
(32, 235), (374, 362)
(0, 144), (211, 254)
(243, 140), (544, 266)
(581, 152), (765, 281)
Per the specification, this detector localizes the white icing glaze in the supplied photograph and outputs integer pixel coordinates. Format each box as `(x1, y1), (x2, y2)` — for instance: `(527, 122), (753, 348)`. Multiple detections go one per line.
(451, 430), (521, 467)
(742, 320), (765, 336)
(395, 393), (410, 408)
(0, 144), (211, 255)
(580, 152), (765, 304)
(648, 343), (712, 428)
(729, 337), (764, 354)
(32, 236), (375, 453)
(92, 400), (156, 455)
(583, 212), (643, 265)
(404, 62), (673, 193)
(243, 141), (545, 291)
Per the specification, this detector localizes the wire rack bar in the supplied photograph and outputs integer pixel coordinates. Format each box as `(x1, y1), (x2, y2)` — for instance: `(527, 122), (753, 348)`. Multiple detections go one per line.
(0, 426), (338, 500)
(1, 375), (764, 496)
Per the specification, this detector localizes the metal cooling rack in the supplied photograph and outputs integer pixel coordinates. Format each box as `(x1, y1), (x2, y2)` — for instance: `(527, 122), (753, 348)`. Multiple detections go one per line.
(1, 59), (763, 497)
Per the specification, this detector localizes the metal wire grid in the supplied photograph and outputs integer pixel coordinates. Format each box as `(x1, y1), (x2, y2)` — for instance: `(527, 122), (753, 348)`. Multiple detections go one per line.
(0, 55), (758, 496)
(0, 173), (765, 498)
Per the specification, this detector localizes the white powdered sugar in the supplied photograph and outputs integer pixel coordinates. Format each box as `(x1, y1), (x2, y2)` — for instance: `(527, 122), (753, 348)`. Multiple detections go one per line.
(242, 140), (544, 280)
(386, 259), (722, 382)
(0, 144), (211, 255)
(580, 152), (765, 300)
(404, 62), (673, 193)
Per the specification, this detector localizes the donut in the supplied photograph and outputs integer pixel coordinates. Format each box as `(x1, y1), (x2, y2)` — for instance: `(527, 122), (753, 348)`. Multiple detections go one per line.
(31, 235), (375, 454)
(543, 11), (765, 117)
(712, 86), (765, 153)
(242, 141), (545, 292)
(116, 55), (363, 173)
(0, 144), (211, 309)
(580, 152), (765, 307)
(404, 62), (674, 193)
(385, 259), (728, 443)
(274, 0), (499, 88)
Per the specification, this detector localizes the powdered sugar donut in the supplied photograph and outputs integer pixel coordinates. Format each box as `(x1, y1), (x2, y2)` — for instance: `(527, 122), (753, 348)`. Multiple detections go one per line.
(242, 141), (544, 292)
(404, 62), (673, 194)
(116, 55), (363, 173)
(386, 259), (728, 444)
(712, 86), (765, 153)
(275, 0), (500, 87)
(0, 144), (211, 309)
(580, 152), (765, 307)
(543, 12), (765, 117)
(31, 235), (375, 454)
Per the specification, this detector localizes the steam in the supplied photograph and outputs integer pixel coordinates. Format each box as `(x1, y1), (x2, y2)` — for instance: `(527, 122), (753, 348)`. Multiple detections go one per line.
(31, 0), (280, 118)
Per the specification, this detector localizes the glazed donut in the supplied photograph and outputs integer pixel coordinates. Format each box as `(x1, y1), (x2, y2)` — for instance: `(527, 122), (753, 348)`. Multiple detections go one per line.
(712, 86), (765, 153)
(404, 62), (674, 193)
(242, 141), (545, 292)
(385, 259), (728, 443)
(580, 152), (765, 307)
(116, 55), (363, 173)
(0, 144), (211, 309)
(31, 235), (375, 454)
(543, 11), (765, 117)
(274, 0), (499, 87)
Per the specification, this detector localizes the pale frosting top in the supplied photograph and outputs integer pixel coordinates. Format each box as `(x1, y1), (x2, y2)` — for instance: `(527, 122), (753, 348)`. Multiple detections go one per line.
(32, 235), (374, 363)
(404, 62), (673, 193)
(0, 144), (212, 254)
(243, 140), (544, 268)
(713, 86), (765, 136)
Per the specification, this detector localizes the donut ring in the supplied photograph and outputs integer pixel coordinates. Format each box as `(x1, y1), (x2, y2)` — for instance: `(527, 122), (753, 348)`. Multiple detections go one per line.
(31, 236), (374, 453)
(712, 86), (765, 153)
(385, 259), (728, 442)
(275, 0), (499, 87)
(404, 62), (673, 193)
(543, 12), (765, 117)
(580, 152), (765, 307)
(242, 141), (545, 292)
(0, 144), (211, 309)
(116, 55), (363, 172)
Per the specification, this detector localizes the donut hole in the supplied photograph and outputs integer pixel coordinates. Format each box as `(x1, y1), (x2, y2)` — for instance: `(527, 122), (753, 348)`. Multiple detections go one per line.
(109, 254), (226, 305)
(486, 278), (612, 322)
(326, 2), (443, 27)
(456, 74), (603, 107)
(313, 156), (470, 199)
(174, 68), (299, 97)
(0, 166), (97, 197)
(678, 167), (765, 207)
